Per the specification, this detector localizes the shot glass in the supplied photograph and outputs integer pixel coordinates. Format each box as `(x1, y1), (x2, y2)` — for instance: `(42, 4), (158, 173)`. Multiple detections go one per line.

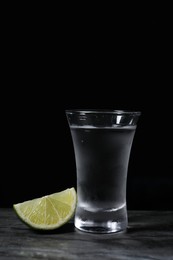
(65, 109), (141, 233)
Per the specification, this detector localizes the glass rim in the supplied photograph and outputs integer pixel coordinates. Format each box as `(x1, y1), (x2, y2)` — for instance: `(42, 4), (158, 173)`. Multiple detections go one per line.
(65, 109), (141, 116)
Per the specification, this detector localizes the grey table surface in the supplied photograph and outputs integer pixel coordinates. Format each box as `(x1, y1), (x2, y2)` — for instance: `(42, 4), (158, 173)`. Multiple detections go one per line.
(0, 208), (173, 260)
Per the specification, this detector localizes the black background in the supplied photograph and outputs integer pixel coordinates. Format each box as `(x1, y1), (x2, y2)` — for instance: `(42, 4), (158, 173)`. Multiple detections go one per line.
(1, 4), (172, 209)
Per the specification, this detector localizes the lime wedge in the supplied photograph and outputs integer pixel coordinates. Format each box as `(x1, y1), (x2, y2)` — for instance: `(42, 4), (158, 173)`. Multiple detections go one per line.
(13, 188), (77, 230)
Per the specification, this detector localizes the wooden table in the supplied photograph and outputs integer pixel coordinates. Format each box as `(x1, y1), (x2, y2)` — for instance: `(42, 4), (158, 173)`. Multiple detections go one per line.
(0, 208), (173, 259)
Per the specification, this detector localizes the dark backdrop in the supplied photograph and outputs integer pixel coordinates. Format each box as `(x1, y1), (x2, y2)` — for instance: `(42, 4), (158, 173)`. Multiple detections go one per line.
(1, 6), (172, 210)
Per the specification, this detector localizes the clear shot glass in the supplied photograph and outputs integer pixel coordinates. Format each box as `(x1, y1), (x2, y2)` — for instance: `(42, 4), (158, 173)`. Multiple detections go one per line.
(66, 109), (141, 233)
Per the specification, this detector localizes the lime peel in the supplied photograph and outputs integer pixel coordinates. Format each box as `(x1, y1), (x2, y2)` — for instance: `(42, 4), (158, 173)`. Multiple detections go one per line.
(13, 187), (77, 230)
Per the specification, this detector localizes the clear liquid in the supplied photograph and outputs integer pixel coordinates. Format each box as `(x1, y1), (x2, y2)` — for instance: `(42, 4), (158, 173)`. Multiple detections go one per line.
(70, 126), (136, 233)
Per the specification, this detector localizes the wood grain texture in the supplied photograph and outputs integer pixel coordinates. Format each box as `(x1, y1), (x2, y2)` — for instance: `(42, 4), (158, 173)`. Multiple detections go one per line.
(0, 209), (173, 259)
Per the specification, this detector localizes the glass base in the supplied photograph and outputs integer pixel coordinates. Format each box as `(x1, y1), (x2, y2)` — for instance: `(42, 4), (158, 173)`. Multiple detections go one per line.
(74, 204), (127, 234)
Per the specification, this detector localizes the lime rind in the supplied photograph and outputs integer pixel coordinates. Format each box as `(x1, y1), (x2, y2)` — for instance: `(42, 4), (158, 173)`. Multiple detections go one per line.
(13, 188), (77, 230)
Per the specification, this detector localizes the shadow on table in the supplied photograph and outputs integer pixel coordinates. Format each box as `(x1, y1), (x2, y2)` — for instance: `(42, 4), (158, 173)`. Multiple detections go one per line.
(127, 211), (173, 234)
(32, 222), (76, 235)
